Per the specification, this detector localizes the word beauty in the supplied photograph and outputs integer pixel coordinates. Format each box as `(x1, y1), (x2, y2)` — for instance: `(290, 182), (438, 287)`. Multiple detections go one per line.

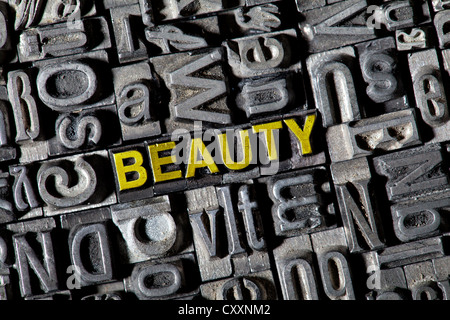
(112, 115), (317, 190)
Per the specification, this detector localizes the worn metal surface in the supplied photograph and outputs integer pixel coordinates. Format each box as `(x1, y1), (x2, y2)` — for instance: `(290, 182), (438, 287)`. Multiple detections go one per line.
(1, 0), (450, 302)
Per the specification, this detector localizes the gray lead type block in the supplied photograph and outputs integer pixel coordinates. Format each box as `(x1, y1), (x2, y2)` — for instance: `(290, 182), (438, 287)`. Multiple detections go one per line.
(408, 49), (450, 143)
(17, 17), (111, 63)
(111, 196), (193, 264)
(311, 228), (355, 300)
(362, 236), (445, 269)
(33, 50), (116, 113)
(7, 218), (58, 298)
(224, 29), (301, 79)
(60, 208), (115, 287)
(124, 253), (200, 300)
(273, 235), (320, 300)
(326, 109), (421, 163)
(307, 46), (362, 128)
(187, 184), (270, 282)
(356, 37), (409, 111)
(263, 167), (336, 238)
(200, 270), (277, 300)
(151, 48), (232, 133)
(331, 157), (385, 253)
(298, 0), (377, 53)
(112, 62), (161, 141)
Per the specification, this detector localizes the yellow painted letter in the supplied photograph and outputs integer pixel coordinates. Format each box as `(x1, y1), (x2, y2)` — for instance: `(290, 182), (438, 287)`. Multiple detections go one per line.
(186, 138), (219, 178)
(148, 142), (182, 183)
(113, 150), (147, 191)
(284, 115), (316, 155)
(217, 130), (252, 170)
(252, 121), (283, 161)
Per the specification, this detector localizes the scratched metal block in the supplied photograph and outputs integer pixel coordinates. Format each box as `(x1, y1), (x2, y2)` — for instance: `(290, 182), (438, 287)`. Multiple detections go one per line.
(220, 3), (284, 38)
(362, 236), (445, 269)
(111, 196), (193, 264)
(262, 167), (336, 238)
(8, 0), (96, 30)
(151, 48), (232, 133)
(103, 0), (139, 8)
(47, 105), (122, 157)
(403, 261), (444, 300)
(355, 37), (409, 113)
(199, 270), (277, 300)
(24, 290), (72, 300)
(17, 16), (112, 63)
(0, 2), (14, 78)
(110, 4), (148, 64)
(60, 208), (115, 287)
(373, 143), (450, 201)
(432, 0), (450, 11)
(396, 27), (431, 51)
(363, 267), (408, 300)
(326, 109), (421, 163)
(0, 231), (12, 300)
(224, 29), (302, 79)
(307, 46), (362, 128)
(298, 0), (377, 53)
(151, 0), (243, 22)
(7, 163), (44, 221)
(112, 62), (161, 141)
(187, 184), (270, 282)
(434, 10), (450, 49)
(310, 227), (355, 300)
(331, 157), (385, 253)
(273, 235), (320, 300)
(409, 49), (450, 143)
(145, 15), (220, 56)
(6, 69), (49, 164)
(33, 51), (116, 113)
(0, 86), (16, 163)
(6, 218), (58, 298)
(34, 150), (117, 216)
(236, 73), (300, 120)
(123, 253), (200, 300)
(371, 0), (431, 32)
(373, 144), (450, 242)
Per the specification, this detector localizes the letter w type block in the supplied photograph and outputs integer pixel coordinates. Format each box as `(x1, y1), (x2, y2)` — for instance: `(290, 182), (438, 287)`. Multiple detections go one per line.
(151, 48), (232, 133)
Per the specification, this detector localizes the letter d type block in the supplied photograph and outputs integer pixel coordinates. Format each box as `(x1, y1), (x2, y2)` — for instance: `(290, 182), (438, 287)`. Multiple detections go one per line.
(326, 109), (421, 162)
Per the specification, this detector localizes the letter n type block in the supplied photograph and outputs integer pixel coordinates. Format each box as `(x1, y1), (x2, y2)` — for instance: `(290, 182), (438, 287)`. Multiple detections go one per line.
(109, 144), (153, 203)
(331, 158), (385, 253)
(374, 144), (450, 242)
(7, 218), (58, 297)
(263, 167), (336, 237)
